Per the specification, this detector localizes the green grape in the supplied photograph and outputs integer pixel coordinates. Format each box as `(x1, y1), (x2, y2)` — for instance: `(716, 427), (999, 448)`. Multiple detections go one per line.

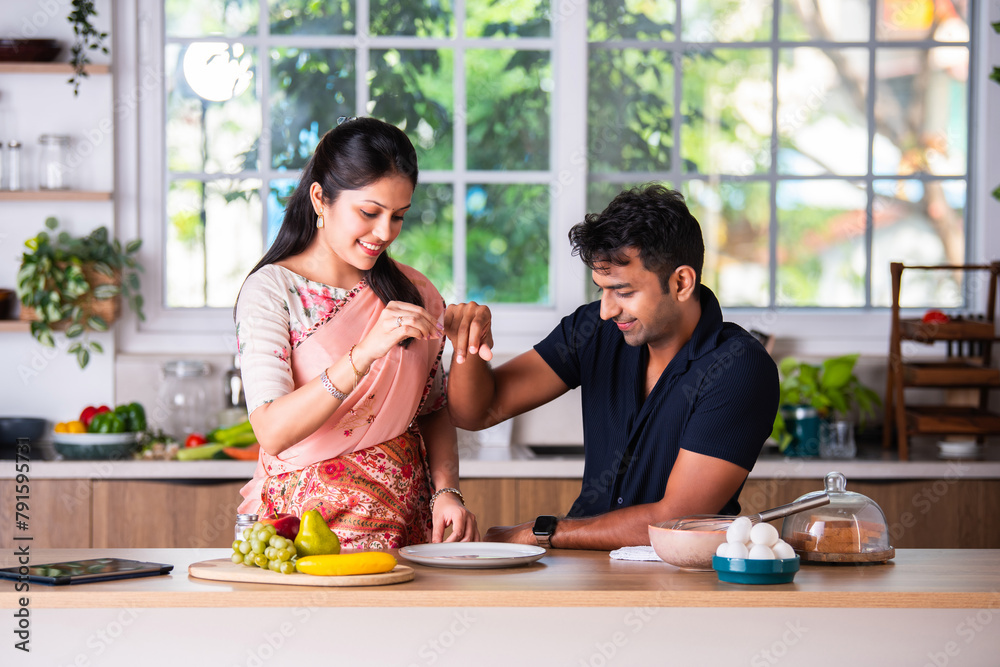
(279, 561), (295, 575)
(286, 543), (297, 557)
(268, 559), (281, 572)
(263, 524), (277, 537)
(254, 554), (268, 568)
(269, 535), (284, 549)
(251, 522), (264, 532)
(232, 539), (242, 551)
(243, 553), (255, 566)
(231, 552), (244, 564)
(265, 547), (276, 560)
(238, 540), (252, 555)
(276, 549), (291, 562)
(251, 539), (265, 554)
(242, 527), (252, 540)
(253, 530), (270, 545)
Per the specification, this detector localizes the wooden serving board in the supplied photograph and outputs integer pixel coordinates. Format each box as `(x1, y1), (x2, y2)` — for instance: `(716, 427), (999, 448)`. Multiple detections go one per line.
(188, 558), (414, 587)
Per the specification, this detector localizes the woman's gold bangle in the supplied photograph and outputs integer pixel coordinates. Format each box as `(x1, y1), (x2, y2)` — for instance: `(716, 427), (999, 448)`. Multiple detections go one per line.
(430, 487), (465, 513)
(348, 344), (370, 389)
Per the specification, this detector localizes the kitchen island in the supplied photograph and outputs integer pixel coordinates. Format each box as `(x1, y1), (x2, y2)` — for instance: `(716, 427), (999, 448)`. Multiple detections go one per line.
(1, 548), (997, 665)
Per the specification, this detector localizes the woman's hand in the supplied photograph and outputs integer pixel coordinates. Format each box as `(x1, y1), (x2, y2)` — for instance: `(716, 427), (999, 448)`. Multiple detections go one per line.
(443, 302), (493, 364)
(431, 494), (480, 543)
(353, 301), (443, 370)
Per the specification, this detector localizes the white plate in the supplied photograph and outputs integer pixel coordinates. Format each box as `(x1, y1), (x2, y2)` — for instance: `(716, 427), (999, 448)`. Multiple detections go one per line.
(52, 432), (139, 445)
(397, 542), (546, 569)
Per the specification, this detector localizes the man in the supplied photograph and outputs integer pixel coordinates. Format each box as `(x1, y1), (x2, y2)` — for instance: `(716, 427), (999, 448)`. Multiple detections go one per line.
(444, 184), (779, 550)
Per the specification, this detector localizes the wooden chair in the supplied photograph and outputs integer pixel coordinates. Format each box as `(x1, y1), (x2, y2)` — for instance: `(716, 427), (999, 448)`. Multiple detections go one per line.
(883, 261), (1000, 460)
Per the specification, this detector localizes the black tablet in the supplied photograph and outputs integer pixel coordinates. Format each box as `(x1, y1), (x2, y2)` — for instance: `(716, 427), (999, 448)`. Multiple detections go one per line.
(0, 558), (174, 586)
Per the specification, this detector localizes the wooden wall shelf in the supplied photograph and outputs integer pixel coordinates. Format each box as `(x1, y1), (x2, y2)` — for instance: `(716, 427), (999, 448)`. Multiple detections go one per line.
(0, 321), (30, 333)
(0, 63), (110, 75)
(0, 190), (112, 202)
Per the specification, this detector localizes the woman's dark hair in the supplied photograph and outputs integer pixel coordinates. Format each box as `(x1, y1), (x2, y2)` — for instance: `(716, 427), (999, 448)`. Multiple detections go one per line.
(568, 183), (705, 299)
(238, 117), (422, 316)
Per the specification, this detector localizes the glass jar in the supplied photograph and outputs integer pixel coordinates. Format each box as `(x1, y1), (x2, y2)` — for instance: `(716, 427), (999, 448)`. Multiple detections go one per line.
(235, 513), (258, 541)
(158, 360), (211, 439)
(5, 141), (22, 191)
(38, 134), (71, 190)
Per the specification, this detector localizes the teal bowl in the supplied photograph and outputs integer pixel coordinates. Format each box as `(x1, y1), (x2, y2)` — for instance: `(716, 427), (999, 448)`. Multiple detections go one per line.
(713, 555), (800, 585)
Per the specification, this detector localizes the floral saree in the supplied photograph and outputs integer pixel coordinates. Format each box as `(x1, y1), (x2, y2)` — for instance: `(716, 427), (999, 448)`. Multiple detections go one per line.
(237, 264), (445, 549)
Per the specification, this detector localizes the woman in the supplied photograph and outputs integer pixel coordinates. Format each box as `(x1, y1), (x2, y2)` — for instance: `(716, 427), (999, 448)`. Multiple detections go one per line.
(235, 117), (478, 549)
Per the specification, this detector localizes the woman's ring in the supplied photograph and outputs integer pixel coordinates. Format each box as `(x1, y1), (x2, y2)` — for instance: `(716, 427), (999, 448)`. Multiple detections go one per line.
(396, 316), (403, 328)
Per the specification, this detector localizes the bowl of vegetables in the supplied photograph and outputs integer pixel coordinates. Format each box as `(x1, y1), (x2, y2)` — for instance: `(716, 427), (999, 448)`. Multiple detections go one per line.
(53, 403), (146, 460)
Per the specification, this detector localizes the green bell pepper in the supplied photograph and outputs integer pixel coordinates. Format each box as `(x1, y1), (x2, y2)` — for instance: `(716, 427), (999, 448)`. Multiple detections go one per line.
(126, 402), (146, 432)
(95, 412), (126, 433)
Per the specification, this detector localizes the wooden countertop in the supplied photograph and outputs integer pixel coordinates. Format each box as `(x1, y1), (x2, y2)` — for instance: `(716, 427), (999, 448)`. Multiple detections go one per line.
(2, 548), (997, 610)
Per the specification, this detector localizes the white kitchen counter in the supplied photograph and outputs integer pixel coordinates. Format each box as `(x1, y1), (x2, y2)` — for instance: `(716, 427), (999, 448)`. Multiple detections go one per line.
(4, 442), (1000, 480)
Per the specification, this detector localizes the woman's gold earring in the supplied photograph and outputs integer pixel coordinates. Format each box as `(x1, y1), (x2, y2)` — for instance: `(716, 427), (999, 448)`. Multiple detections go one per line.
(316, 214), (324, 229)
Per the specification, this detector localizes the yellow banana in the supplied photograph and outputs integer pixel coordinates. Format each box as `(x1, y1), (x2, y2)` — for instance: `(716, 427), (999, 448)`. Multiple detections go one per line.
(295, 552), (397, 576)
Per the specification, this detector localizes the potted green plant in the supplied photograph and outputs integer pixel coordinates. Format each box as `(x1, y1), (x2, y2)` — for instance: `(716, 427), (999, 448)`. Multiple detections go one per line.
(771, 353), (881, 456)
(16, 217), (144, 368)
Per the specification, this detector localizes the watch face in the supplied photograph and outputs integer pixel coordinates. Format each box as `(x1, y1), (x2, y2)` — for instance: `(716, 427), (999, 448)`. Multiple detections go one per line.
(533, 515), (557, 535)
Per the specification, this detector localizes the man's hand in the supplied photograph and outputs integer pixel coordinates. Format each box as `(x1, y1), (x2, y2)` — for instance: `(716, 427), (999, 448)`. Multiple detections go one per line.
(483, 521), (536, 545)
(443, 302), (494, 364)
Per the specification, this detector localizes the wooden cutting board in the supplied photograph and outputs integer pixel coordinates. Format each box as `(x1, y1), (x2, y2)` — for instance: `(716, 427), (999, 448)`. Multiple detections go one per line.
(188, 558), (414, 587)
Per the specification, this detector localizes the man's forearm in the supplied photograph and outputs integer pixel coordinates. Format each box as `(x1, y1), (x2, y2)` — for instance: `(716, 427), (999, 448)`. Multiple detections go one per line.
(446, 356), (498, 430)
(549, 504), (666, 550)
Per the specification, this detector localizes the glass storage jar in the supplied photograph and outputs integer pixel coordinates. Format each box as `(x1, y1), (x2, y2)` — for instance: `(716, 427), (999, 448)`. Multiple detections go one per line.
(235, 513), (258, 541)
(4, 141), (22, 191)
(158, 360), (211, 439)
(38, 134), (71, 190)
(780, 471), (895, 564)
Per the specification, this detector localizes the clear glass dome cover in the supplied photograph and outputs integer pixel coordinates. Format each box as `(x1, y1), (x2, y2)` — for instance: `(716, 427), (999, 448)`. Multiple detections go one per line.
(780, 472), (895, 563)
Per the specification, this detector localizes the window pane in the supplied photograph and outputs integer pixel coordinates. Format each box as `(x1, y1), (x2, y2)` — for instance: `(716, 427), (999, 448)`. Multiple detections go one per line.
(369, 49), (454, 171)
(371, 0), (453, 37)
(874, 47), (968, 176)
(681, 0), (772, 42)
(681, 48), (771, 175)
(270, 48), (356, 171)
(466, 0), (550, 38)
(776, 180), (867, 307)
(165, 0), (258, 36)
(466, 50), (551, 171)
(267, 178), (298, 248)
(166, 179), (263, 308)
(777, 48), (868, 176)
(871, 179), (965, 307)
(269, 0), (355, 35)
(588, 49), (673, 172)
(780, 0), (871, 41)
(683, 180), (770, 307)
(467, 184), (549, 303)
(586, 181), (656, 218)
(588, 0), (675, 40)
(876, 0), (969, 42)
(166, 43), (259, 174)
(391, 184), (455, 301)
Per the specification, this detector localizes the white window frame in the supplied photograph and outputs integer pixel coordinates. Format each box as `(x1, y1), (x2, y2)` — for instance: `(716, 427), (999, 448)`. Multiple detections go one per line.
(114, 2), (995, 359)
(117, 0), (586, 355)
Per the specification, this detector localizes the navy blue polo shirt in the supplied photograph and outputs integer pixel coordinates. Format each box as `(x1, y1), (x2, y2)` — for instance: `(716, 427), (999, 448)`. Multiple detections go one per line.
(534, 287), (778, 518)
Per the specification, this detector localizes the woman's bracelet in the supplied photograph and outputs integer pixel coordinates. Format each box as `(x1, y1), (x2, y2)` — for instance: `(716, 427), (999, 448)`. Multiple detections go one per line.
(429, 487), (465, 512)
(319, 369), (349, 401)
(348, 344), (370, 389)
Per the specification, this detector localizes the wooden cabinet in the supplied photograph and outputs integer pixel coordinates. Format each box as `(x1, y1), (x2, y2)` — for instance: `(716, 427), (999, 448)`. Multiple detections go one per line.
(0, 479), (91, 549)
(91, 480), (245, 548)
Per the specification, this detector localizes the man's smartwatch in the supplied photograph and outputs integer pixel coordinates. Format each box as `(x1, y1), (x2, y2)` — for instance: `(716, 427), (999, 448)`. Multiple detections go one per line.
(532, 515), (558, 549)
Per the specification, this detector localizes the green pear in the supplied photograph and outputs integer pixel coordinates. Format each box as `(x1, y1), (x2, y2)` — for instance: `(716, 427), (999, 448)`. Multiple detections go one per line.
(293, 509), (341, 556)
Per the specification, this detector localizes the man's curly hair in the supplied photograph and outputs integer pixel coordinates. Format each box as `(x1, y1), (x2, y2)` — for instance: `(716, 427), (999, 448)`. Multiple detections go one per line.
(568, 183), (705, 298)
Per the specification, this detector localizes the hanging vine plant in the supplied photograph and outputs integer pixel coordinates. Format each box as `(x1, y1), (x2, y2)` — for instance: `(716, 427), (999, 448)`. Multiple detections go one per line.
(67, 0), (109, 96)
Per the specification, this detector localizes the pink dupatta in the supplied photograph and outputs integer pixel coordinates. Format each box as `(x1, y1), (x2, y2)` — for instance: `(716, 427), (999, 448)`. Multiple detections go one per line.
(238, 268), (445, 515)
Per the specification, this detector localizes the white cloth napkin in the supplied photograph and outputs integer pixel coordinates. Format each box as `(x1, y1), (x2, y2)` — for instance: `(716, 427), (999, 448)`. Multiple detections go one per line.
(609, 545), (662, 561)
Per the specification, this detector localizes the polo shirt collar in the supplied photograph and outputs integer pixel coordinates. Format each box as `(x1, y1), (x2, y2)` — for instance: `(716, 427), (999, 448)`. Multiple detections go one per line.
(673, 285), (725, 366)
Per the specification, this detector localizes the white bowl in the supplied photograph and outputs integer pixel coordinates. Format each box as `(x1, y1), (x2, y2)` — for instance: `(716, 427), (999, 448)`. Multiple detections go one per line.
(937, 440), (980, 459)
(52, 432), (139, 446)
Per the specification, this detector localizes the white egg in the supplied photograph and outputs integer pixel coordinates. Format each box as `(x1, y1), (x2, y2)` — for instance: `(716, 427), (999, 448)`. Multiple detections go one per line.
(726, 516), (753, 544)
(749, 522), (779, 547)
(728, 541), (750, 559)
(772, 540), (796, 560)
(749, 544), (775, 560)
(716, 542), (731, 557)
